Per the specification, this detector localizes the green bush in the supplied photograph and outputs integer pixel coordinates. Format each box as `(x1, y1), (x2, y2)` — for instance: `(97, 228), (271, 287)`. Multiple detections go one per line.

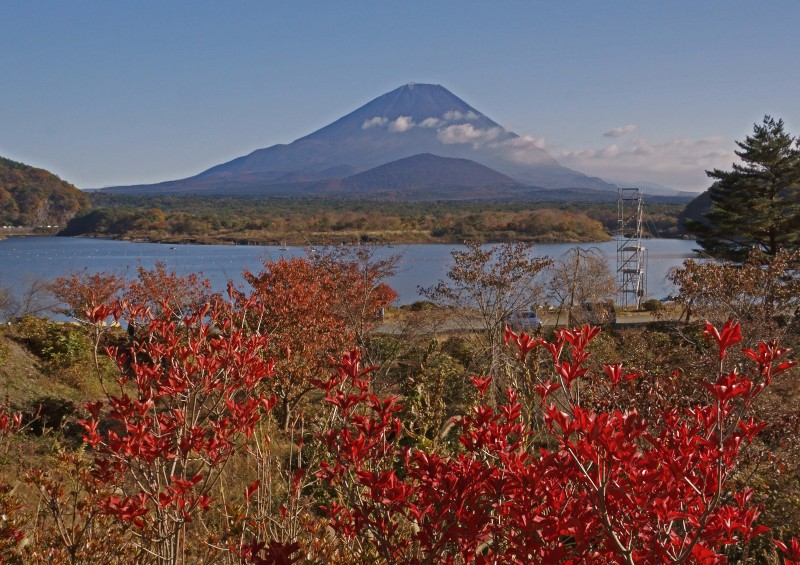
(0, 328), (8, 365)
(641, 298), (664, 312)
(16, 316), (90, 363)
(401, 300), (439, 312)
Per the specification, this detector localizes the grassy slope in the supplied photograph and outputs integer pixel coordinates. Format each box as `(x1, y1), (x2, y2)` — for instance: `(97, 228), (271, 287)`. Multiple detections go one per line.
(0, 327), (106, 411)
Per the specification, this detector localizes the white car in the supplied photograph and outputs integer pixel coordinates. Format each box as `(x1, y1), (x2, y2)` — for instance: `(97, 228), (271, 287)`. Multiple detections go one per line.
(508, 309), (542, 331)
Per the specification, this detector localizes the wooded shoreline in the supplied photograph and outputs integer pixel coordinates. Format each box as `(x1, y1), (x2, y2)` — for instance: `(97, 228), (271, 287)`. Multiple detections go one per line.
(51, 194), (688, 246)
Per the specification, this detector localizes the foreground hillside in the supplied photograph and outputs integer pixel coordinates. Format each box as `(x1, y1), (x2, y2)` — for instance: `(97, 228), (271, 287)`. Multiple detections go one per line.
(0, 157), (89, 227)
(0, 247), (798, 562)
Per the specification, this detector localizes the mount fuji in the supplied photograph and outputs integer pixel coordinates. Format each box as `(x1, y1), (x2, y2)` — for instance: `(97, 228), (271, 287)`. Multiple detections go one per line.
(102, 83), (616, 196)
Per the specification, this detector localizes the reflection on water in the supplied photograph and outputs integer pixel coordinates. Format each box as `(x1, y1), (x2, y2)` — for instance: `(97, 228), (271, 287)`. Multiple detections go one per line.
(0, 237), (698, 305)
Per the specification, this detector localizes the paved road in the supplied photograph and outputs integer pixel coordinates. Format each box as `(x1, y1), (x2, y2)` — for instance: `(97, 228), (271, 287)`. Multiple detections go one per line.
(377, 310), (682, 335)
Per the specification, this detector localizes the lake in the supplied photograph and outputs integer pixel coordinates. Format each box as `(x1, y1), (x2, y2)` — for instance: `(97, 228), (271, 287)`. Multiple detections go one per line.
(0, 236), (698, 307)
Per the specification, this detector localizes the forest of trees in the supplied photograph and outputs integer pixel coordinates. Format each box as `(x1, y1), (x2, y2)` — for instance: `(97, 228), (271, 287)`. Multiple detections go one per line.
(0, 157), (89, 227)
(60, 194), (685, 245)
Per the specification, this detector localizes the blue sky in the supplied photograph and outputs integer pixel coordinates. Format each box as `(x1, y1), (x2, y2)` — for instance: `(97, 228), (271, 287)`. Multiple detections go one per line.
(2, 1), (798, 192)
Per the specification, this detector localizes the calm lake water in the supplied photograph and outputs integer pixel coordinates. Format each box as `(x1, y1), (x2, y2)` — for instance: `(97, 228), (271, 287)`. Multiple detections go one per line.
(0, 236), (697, 306)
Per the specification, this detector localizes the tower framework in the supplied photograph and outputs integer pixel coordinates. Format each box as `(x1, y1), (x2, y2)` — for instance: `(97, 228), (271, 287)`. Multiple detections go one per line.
(616, 188), (647, 308)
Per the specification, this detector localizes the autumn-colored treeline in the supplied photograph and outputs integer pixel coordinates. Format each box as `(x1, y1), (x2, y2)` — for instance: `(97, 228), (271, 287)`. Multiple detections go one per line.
(0, 157), (90, 227)
(61, 194), (685, 244)
(0, 244), (799, 563)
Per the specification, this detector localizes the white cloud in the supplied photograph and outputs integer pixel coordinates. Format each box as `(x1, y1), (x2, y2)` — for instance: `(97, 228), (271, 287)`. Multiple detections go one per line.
(438, 124), (502, 147)
(557, 136), (736, 192)
(500, 135), (547, 150)
(603, 124), (638, 138)
(561, 144), (621, 160)
(436, 125), (551, 164)
(442, 110), (479, 122)
(362, 116), (388, 129)
(388, 116), (415, 133)
(419, 117), (441, 128)
(489, 135), (551, 165)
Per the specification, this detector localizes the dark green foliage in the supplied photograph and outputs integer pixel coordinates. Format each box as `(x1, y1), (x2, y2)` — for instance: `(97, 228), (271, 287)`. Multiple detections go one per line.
(0, 157), (89, 226)
(395, 337), (473, 449)
(58, 208), (151, 236)
(677, 190), (711, 235)
(690, 116), (800, 259)
(0, 330), (7, 366)
(400, 301), (439, 312)
(640, 298), (663, 312)
(14, 316), (92, 370)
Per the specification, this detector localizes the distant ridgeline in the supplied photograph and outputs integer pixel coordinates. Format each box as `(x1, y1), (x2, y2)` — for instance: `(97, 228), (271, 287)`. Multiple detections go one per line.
(0, 156), (89, 227)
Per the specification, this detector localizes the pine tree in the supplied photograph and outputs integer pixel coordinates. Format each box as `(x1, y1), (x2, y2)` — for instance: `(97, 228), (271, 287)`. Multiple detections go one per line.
(690, 116), (800, 260)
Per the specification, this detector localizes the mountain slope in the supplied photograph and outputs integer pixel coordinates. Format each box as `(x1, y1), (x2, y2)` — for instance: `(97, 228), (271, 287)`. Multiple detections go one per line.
(198, 83), (541, 176)
(678, 189), (712, 235)
(0, 157), (89, 226)
(336, 153), (520, 192)
(103, 83), (618, 195)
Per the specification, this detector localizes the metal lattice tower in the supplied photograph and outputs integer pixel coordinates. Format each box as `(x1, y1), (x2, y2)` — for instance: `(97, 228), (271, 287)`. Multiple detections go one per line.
(616, 188), (647, 309)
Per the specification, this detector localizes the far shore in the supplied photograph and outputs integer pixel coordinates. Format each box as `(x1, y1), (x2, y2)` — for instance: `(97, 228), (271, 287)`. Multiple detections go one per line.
(1, 227), (61, 239)
(0, 231), (694, 248)
(49, 231), (620, 247)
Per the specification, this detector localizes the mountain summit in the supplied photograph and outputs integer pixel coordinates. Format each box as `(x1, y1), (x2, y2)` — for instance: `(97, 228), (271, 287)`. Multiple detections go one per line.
(298, 83), (503, 141)
(104, 83), (615, 195)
